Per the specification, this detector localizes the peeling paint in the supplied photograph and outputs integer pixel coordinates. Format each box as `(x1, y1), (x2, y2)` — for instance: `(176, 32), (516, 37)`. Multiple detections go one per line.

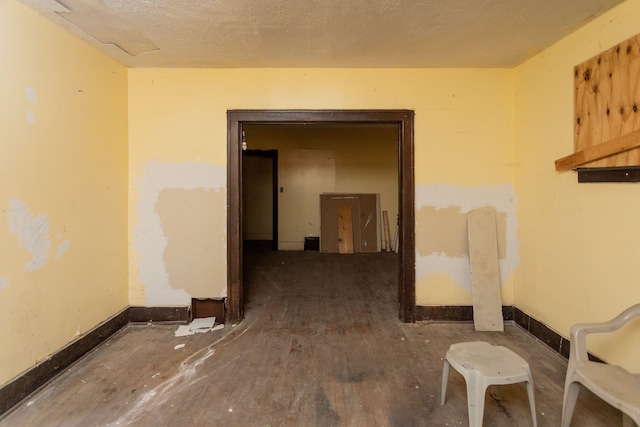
(24, 88), (37, 124)
(135, 161), (226, 306)
(25, 110), (35, 124)
(55, 240), (71, 260)
(415, 183), (518, 292)
(7, 199), (51, 272)
(24, 87), (38, 104)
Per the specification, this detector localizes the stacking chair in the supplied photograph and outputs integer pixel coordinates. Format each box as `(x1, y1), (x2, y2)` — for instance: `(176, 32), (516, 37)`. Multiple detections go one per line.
(562, 303), (640, 427)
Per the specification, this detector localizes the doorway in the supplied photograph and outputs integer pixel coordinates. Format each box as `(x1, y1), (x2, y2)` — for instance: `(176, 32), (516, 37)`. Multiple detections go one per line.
(227, 110), (415, 323)
(242, 150), (278, 251)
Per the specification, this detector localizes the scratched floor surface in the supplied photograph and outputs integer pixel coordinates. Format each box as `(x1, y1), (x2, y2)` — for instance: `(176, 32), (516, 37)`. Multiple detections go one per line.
(0, 246), (621, 426)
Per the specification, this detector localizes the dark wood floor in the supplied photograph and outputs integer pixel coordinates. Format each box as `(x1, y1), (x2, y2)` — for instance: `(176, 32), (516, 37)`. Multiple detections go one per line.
(0, 244), (621, 426)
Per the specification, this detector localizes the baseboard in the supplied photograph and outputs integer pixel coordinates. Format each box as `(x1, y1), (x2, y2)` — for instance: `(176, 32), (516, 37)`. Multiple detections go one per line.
(414, 305), (514, 322)
(0, 307), (129, 416)
(512, 307), (570, 359)
(0, 305), (190, 417)
(129, 306), (190, 323)
(511, 306), (609, 362)
(414, 305), (588, 361)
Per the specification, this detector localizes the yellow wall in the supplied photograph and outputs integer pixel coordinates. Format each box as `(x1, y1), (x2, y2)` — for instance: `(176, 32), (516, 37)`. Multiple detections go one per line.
(128, 68), (516, 307)
(0, 1), (129, 386)
(514, 0), (640, 370)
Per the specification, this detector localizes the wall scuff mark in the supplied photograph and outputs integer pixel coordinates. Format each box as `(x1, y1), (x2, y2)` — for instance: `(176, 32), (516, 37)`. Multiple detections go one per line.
(24, 87), (38, 104)
(25, 110), (35, 125)
(24, 87), (37, 125)
(414, 183), (518, 293)
(135, 161), (226, 306)
(7, 199), (51, 272)
(0, 278), (8, 291)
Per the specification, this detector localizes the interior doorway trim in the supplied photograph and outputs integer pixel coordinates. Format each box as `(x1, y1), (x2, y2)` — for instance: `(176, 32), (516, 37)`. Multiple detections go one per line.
(227, 110), (415, 323)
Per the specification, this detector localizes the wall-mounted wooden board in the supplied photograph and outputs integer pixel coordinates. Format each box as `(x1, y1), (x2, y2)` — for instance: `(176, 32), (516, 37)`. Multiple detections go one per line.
(574, 33), (640, 168)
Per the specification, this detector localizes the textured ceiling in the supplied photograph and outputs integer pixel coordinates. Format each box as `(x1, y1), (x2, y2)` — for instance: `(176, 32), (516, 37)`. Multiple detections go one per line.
(22, 0), (626, 68)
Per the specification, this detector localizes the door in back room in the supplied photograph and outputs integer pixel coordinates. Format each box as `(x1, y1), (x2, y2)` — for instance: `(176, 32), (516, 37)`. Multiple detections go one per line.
(242, 150), (278, 250)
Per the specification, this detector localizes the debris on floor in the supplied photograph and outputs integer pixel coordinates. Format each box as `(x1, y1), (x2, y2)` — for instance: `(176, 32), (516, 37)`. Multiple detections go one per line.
(174, 317), (224, 337)
(190, 317), (216, 332)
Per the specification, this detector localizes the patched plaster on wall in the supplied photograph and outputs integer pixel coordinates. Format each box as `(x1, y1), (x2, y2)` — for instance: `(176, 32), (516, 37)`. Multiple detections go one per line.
(7, 199), (51, 272)
(135, 161), (226, 306)
(415, 183), (518, 293)
(416, 207), (507, 259)
(0, 278), (7, 291)
(157, 188), (226, 299)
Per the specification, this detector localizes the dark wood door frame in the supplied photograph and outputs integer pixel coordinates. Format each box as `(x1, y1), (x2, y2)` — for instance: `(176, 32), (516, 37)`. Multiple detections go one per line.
(227, 110), (415, 323)
(242, 149), (278, 250)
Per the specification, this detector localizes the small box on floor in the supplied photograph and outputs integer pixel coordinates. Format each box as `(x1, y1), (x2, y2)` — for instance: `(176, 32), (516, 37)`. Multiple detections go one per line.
(304, 236), (319, 251)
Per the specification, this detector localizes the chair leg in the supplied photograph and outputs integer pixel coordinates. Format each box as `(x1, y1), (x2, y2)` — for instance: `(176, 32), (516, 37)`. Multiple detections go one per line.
(561, 381), (581, 427)
(466, 380), (486, 427)
(525, 380), (537, 427)
(440, 359), (450, 406)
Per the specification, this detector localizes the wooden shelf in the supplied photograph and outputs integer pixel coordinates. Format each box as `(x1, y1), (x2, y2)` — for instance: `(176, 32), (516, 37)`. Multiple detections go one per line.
(555, 129), (640, 171)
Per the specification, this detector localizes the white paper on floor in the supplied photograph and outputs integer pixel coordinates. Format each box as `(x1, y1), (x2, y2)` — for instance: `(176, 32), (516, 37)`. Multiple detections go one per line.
(190, 317), (216, 332)
(174, 317), (219, 337)
(174, 325), (193, 337)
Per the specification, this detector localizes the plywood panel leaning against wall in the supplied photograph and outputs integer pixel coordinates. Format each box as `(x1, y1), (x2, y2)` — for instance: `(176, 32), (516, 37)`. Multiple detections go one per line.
(467, 207), (504, 332)
(556, 33), (640, 170)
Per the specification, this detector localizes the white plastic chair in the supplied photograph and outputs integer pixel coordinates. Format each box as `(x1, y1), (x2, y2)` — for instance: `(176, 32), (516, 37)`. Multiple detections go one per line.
(441, 341), (537, 427)
(562, 303), (640, 427)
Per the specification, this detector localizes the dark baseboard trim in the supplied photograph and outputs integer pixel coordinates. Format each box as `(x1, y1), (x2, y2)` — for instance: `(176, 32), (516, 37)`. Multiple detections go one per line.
(512, 307), (604, 363)
(0, 307), (129, 416)
(129, 306), (190, 323)
(414, 305), (514, 322)
(513, 306), (570, 358)
(414, 304), (595, 362)
(0, 305), (191, 417)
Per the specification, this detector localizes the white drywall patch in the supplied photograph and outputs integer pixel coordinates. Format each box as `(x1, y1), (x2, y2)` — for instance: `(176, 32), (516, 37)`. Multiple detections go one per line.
(415, 183), (519, 293)
(55, 240), (71, 260)
(7, 199), (51, 272)
(0, 278), (7, 291)
(135, 161), (226, 306)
